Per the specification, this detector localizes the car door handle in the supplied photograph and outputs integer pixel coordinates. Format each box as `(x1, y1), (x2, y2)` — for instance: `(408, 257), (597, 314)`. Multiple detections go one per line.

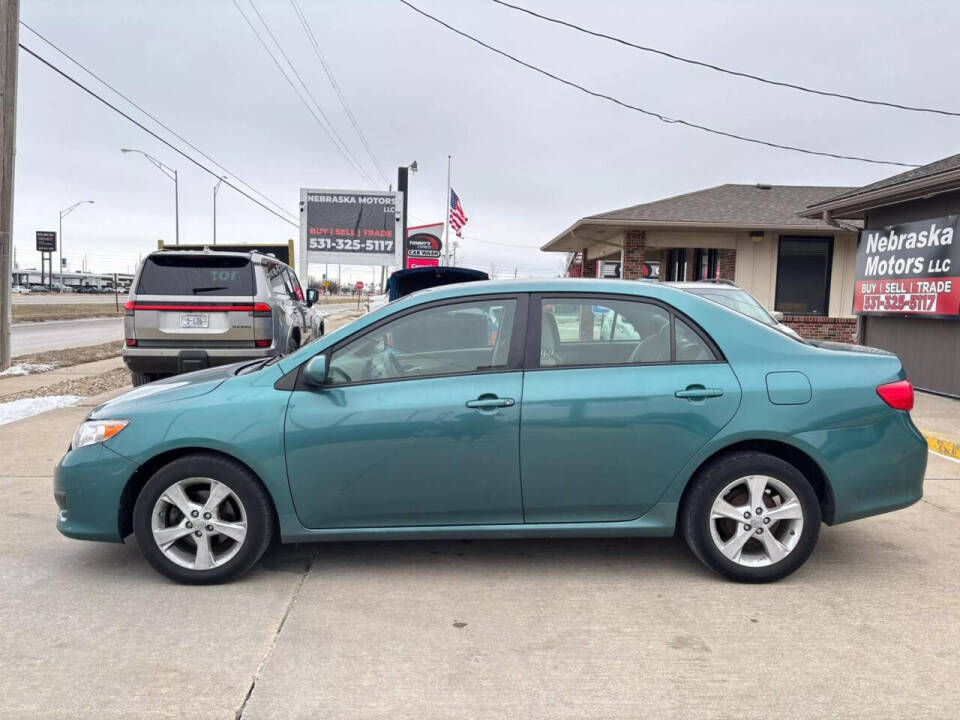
(466, 397), (515, 409)
(674, 386), (724, 400)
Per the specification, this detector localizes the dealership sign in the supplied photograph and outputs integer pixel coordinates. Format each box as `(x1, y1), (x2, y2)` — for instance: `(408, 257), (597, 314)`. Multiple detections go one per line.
(854, 215), (959, 318)
(36, 230), (57, 252)
(406, 222), (443, 269)
(299, 188), (402, 268)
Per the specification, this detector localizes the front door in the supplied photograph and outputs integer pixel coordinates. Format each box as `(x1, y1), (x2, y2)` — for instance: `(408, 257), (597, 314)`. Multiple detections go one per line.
(285, 295), (526, 529)
(521, 295), (741, 523)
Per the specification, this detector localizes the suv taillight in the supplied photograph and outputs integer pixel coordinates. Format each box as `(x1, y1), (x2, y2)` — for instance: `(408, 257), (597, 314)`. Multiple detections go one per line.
(877, 379), (914, 411)
(253, 302), (272, 316)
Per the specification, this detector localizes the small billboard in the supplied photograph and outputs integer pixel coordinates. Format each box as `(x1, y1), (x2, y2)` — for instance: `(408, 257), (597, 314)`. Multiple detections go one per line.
(300, 188), (402, 269)
(406, 222), (443, 269)
(36, 231), (57, 252)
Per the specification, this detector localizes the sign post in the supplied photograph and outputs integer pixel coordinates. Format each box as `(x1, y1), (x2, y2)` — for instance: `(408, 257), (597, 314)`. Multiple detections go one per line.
(854, 215), (960, 318)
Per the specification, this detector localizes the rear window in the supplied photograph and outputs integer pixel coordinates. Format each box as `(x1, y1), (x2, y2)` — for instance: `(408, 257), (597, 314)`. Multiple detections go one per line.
(136, 255), (254, 296)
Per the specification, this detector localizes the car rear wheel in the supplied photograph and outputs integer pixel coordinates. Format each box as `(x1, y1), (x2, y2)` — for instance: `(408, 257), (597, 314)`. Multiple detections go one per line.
(681, 451), (820, 583)
(132, 453), (274, 584)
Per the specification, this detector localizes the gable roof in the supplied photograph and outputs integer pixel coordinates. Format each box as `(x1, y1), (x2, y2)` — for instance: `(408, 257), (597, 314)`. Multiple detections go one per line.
(588, 184), (852, 228)
(801, 152), (960, 219)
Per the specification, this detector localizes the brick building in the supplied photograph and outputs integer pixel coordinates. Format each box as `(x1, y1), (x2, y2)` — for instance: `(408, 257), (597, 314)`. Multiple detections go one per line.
(542, 184), (860, 342)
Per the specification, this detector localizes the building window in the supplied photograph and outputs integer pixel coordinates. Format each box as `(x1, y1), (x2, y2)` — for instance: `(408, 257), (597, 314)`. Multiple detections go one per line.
(666, 249), (687, 281)
(693, 249), (718, 280)
(774, 236), (833, 316)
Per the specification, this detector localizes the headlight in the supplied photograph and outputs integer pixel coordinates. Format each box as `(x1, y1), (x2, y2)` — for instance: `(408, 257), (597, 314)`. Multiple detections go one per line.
(72, 419), (129, 449)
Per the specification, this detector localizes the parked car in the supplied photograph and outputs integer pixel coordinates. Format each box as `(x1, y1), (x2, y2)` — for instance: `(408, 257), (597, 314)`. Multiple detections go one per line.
(365, 266), (489, 314)
(666, 280), (802, 339)
(121, 250), (325, 387)
(11, 285), (30, 294)
(56, 278), (926, 584)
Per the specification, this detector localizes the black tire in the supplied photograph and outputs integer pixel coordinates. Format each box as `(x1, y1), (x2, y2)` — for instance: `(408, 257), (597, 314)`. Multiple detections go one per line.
(131, 371), (154, 387)
(680, 451), (821, 583)
(132, 453), (275, 584)
(286, 333), (300, 354)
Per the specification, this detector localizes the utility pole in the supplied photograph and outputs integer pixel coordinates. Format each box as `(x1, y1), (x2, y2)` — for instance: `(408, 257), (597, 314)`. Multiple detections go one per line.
(0, 0), (20, 371)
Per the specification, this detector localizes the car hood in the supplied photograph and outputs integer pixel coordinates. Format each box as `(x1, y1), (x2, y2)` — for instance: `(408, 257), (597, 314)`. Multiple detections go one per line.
(90, 362), (242, 418)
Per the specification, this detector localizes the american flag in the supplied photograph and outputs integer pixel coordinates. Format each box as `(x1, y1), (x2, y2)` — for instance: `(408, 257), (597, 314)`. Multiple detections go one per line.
(449, 188), (468, 237)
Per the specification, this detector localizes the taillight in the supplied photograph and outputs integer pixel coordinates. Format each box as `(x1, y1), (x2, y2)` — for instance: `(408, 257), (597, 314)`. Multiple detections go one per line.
(877, 379), (913, 411)
(254, 339), (271, 348)
(253, 302), (272, 316)
(125, 338), (137, 347)
(124, 300), (135, 316)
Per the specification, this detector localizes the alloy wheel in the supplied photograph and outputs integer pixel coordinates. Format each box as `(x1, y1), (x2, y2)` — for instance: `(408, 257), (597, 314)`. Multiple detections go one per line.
(150, 477), (248, 571)
(708, 474), (804, 567)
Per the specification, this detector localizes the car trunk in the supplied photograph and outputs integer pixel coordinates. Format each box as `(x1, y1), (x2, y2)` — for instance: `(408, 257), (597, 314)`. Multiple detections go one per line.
(126, 255), (270, 349)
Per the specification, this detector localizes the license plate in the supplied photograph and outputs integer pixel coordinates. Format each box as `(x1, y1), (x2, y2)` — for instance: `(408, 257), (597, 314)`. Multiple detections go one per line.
(179, 313), (209, 329)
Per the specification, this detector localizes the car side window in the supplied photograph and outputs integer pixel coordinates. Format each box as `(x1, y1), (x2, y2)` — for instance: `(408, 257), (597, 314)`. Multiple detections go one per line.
(327, 299), (518, 385)
(675, 317), (717, 361)
(285, 269), (304, 302)
(540, 298), (670, 367)
(266, 264), (288, 298)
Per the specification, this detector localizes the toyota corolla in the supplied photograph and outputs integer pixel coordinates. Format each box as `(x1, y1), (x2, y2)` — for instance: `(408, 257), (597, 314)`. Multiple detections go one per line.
(54, 279), (926, 584)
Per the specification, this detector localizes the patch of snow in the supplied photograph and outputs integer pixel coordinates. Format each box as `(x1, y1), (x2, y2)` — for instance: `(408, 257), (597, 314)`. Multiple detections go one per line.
(0, 362), (56, 377)
(0, 395), (82, 426)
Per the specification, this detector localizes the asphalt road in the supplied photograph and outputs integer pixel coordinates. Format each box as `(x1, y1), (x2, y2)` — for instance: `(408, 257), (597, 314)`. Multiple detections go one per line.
(11, 317), (123, 356)
(10, 304), (360, 357)
(0, 391), (958, 719)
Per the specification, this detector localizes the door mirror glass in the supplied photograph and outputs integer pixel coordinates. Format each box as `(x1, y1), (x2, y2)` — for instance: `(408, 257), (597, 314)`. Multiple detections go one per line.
(303, 355), (328, 386)
(306, 288), (319, 306)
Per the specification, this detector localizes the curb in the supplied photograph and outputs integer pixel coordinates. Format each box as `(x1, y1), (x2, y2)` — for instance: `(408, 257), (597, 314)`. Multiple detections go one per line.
(921, 430), (960, 460)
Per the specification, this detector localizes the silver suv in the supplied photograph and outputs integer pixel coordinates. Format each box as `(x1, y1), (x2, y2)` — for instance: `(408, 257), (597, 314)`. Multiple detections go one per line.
(123, 250), (324, 385)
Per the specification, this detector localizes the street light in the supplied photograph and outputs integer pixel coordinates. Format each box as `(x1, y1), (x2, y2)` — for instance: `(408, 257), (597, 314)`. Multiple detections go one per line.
(59, 200), (95, 290)
(213, 176), (227, 245)
(121, 148), (179, 245)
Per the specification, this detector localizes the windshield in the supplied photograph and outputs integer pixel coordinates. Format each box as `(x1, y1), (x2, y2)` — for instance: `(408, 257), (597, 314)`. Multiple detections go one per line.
(684, 288), (776, 326)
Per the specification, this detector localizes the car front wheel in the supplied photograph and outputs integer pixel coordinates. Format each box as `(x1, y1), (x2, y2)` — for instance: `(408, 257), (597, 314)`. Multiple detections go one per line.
(681, 451), (821, 583)
(132, 453), (274, 584)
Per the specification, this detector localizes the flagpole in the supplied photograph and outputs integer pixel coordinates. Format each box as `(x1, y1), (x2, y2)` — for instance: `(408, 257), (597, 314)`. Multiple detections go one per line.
(443, 154), (451, 265)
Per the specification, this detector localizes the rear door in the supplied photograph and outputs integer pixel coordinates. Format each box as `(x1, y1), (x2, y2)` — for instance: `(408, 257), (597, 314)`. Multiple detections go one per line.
(129, 254), (259, 349)
(520, 294), (741, 523)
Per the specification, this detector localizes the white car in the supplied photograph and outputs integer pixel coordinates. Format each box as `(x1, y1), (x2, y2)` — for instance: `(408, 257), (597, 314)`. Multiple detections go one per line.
(12, 285), (31, 294)
(666, 280), (803, 340)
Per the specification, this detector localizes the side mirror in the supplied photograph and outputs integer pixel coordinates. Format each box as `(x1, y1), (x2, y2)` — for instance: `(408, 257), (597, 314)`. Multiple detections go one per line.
(306, 288), (319, 306)
(771, 310), (784, 322)
(303, 355), (328, 387)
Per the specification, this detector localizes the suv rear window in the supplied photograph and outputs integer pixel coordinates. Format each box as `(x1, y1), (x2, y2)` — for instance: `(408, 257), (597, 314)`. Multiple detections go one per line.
(137, 255), (254, 296)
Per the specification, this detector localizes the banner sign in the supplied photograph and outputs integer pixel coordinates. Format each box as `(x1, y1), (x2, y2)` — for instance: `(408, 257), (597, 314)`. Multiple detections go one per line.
(854, 215), (959, 318)
(300, 188), (401, 268)
(405, 222), (443, 269)
(36, 231), (57, 252)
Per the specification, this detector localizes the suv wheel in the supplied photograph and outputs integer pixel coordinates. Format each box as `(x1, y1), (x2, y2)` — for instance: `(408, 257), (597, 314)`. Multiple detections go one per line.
(132, 453), (274, 584)
(131, 372), (156, 387)
(681, 451), (820, 583)
(286, 334), (300, 354)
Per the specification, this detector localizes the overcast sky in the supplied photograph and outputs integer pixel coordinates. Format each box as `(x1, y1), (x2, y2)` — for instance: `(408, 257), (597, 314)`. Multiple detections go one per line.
(12, 0), (960, 282)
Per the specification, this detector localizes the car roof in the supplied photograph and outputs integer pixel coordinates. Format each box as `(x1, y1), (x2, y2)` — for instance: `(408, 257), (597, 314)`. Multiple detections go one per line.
(662, 281), (742, 291)
(401, 277), (701, 305)
(147, 249), (288, 267)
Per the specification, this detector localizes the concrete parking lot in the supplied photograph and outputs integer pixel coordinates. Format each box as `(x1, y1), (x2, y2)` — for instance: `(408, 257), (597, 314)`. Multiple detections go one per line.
(2, 394), (959, 719)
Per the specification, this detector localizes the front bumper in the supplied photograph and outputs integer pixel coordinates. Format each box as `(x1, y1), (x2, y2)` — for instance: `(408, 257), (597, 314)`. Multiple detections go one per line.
(123, 345), (275, 375)
(55, 443), (139, 543)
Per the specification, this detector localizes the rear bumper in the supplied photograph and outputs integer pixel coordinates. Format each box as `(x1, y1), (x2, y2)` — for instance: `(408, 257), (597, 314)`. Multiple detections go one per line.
(796, 410), (927, 525)
(123, 345), (275, 375)
(55, 443), (138, 543)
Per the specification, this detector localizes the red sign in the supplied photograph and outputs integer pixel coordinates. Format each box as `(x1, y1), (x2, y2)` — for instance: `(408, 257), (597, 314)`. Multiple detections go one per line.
(355, 281), (364, 291)
(406, 223), (443, 269)
(855, 215), (960, 318)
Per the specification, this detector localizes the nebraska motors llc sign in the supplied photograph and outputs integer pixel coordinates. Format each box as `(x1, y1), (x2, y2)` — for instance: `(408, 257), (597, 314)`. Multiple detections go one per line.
(854, 215), (959, 318)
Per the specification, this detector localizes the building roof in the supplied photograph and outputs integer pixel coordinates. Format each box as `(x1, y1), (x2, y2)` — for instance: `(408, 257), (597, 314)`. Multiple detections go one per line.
(800, 152), (960, 219)
(543, 184), (855, 252)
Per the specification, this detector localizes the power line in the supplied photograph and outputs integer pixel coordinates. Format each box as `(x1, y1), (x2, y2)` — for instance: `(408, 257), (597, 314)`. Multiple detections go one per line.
(19, 22), (298, 223)
(19, 43), (300, 228)
(399, 0), (919, 168)
(490, 0), (960, 119)
(233, 0), (377, 188)
(289, 0), (390, 186)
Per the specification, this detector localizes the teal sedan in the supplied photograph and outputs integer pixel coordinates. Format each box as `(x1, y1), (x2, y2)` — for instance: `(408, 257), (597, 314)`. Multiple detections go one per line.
(55, 279), (926, 584)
